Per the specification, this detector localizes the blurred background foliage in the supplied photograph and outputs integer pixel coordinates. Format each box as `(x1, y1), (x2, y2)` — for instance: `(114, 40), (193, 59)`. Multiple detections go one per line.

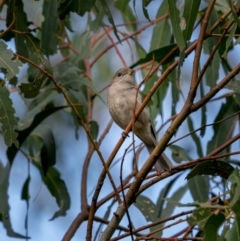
(0, 0), (240, 240)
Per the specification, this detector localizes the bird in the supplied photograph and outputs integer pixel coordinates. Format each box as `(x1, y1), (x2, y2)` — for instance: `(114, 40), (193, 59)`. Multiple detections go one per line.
(107, 67), (172, 171)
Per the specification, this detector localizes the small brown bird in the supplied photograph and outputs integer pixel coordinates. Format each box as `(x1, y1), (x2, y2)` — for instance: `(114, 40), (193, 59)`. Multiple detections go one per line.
(107, 68), (172, 171)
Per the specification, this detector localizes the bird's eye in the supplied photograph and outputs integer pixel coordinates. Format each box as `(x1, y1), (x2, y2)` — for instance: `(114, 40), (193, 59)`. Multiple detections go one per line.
(117, 73), (122, 77)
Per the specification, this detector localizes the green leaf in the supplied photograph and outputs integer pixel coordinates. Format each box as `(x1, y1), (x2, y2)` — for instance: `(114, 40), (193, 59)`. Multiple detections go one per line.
(222, 22), (237, 59)
(187, 207), (212, 229)
(89, 120), (99, 140)
(168, 0), (186, 51)
(6, 106), (65, 164)
(130, 44), (179, 68)
(142, 0), (151, 22)
(161, 183), (188, 218)
(6, 0), (29, 57)
(225, 219), (240, 241)
(203, 212), (225, 241)
(182, 0), (201, 41)
(230, 200), (240, 240)
(169, 144), (192, 162)
(19, 72), (46, 98)
(186, 160), (234, 180)
(25, 88), (58, 120)
(115, 0), (137, 32)
(0, 162), (28, 238)
(155, 174), (181, 236)
(71, 30), (91, 61)
(207, 97), (239, 154)
(0, 86), (19, 148)
(164, 199), (227, 209)
(134, 195), (158, 222)
(150, 0), (171, 51)
(58, 0), (96, 19)
(188, 207), (225, 241)
(227, 0), (240, 29)
(188, 176), (209, 202)
(200, 80), (207, 137)
(21, 176), (30, 201)
(228, 169), (240, 207)
(205, 52), (220, 88)
(64, 88), (87, 123)
(41, 0), (58, 56)
(187, 117), (203, 157)
(0, 41), (22, 80)
(99, 0), (121, 43)
(204, 8), (220, 87)
(32, 124), (56, 175)
(23, 34), (51, 71)
(32, 163), (70, 220)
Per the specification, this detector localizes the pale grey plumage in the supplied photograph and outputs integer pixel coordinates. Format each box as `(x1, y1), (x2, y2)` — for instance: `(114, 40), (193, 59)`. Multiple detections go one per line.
(107, 68), (172, 171)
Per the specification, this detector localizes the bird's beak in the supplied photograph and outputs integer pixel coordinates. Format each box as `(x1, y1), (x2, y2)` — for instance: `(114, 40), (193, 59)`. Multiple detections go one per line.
(128, 69), (134, 76)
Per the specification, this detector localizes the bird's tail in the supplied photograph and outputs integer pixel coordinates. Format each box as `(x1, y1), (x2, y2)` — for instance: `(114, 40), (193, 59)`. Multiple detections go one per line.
(146, 145), (172, 172)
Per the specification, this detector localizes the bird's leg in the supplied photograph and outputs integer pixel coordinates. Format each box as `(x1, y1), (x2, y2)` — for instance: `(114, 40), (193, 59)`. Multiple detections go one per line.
(121, 131), (130, 138)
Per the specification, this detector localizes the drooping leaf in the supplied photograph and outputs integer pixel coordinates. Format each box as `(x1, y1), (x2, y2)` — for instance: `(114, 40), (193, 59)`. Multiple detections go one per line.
(32, 124), (56, 175)
(71, 30), (91, 61)
(187, 207), (212, 230)
(205, 51), (220, 88)
(161, 183), (188, 218)
(6, 0), (29, 57)
(150, 0), (170, 51)
(0, 41), (22, 80)
(21, 176), (30, 201)
(202, 212), (225, 241)
(228, 169), (240, 207)
(168, 0), (186, 51)
(207, 97), (239, 154)
(22, 33), (51, 72)
(169, 145), (192, 163)
(32, 163), (70, 220)
(19, 72), (47, 98)
(222, 22), (237, 59)
(227, 0), (240, 29)
(186, 160), (234, 180)
(164, 199), (227, 209)
(182, 0), (201, 41)
(188, 176), (209, 202)
(89, 120), (99, 140)
(200, 80), (207, 137)
(225, 219), (240, 241)
(156, 174), (181, 218)
(134, 195), (158, 222)
(155, 174), (181, 236)
(142, 0), (151, 22)
(18, 34), (52, 98)
(0, 162), (28, 238)
(130, 44), (179, 68)
(187, 117), (204, 157)
(188, 206), (225, 241)
(230, 200), (240, 240)
(58, 0), (96, 19)
(99, 0), (121, 43)
(41, 0), (58, 56)
(6, 106), (65, 164)
(115, 0), (137, 32)
(204, 8), (220, 87)
(0, 86), (19, 148)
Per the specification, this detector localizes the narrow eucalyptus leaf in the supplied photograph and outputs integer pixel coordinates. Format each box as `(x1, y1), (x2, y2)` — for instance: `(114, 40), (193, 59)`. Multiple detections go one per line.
(0, 86), (19, 148)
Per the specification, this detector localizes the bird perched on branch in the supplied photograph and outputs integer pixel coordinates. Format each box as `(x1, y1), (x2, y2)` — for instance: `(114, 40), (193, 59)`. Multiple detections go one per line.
(107, 67), (172, 171)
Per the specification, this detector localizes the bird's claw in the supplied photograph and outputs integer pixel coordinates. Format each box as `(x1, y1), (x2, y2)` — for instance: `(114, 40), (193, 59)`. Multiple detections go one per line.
(121, 132), (129, 138)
